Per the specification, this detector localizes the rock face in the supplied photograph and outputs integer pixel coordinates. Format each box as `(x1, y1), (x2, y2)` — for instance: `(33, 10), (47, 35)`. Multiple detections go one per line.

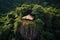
(19, 14), (39, 40)
(22, 14), (34, 21)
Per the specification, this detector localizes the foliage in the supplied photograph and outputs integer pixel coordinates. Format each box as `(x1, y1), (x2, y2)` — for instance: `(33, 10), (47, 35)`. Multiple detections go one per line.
(0, 4), (60, 40)
(0, 0), (60, 13)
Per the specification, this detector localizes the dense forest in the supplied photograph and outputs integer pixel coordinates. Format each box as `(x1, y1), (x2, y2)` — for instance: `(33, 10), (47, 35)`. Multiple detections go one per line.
(0, 0), (60, 40)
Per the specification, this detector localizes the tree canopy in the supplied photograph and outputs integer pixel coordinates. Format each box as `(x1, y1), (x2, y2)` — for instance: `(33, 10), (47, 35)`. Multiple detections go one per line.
(0, 4), (60, 40)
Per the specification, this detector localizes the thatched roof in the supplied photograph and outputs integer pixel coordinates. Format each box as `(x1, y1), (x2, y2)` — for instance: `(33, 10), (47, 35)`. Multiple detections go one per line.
(22, 14), (34, 20)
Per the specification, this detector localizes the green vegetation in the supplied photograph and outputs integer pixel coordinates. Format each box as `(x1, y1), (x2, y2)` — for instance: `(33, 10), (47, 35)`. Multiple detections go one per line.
(0, 2), (60, 40)
(0, 0), (60, 40)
